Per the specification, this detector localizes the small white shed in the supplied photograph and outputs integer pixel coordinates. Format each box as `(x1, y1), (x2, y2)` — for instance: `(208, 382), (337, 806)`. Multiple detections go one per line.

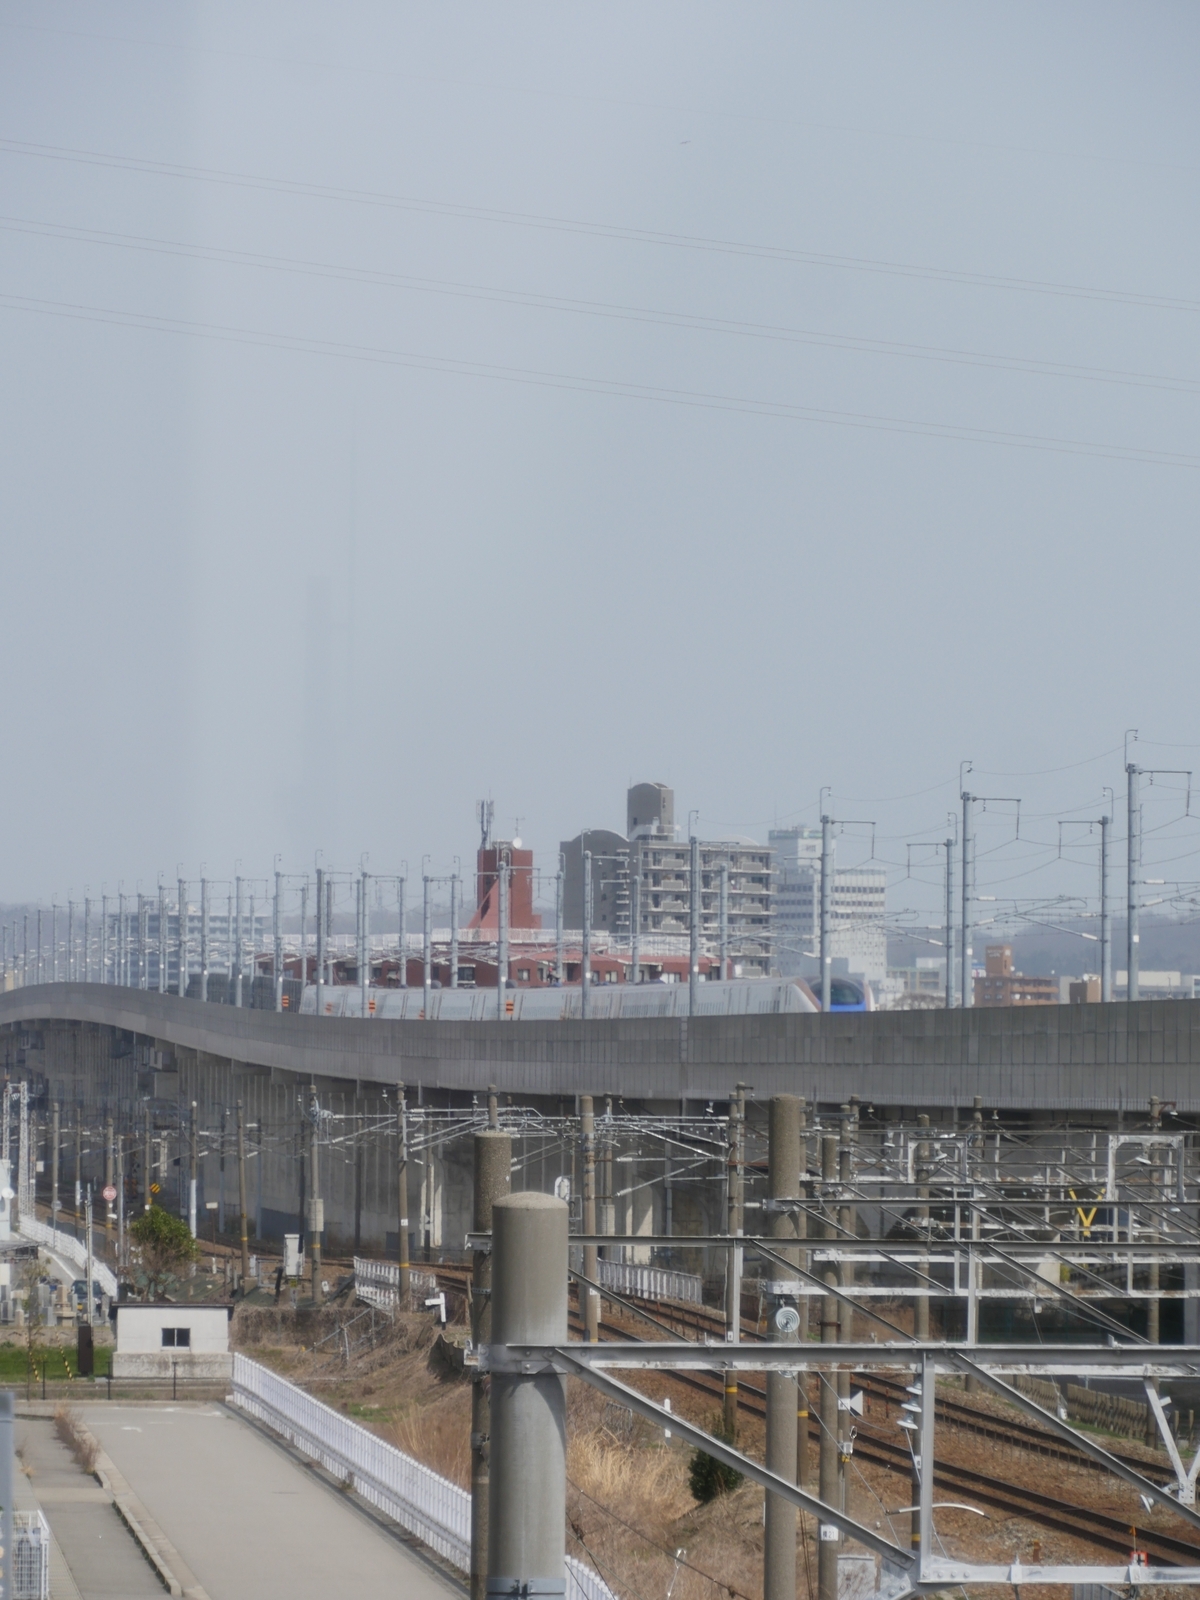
(112, 1303), (234, 1379)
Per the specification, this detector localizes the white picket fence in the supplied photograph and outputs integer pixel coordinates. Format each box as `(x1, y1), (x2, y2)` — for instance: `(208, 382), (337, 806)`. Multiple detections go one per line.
(352, 1256), (438, 1310)
(13, 1511), (50, 1600)
(17, 1216), (118, 1299)
(229, 1354), (615, 1600)
(595, 1258), (702, 1306)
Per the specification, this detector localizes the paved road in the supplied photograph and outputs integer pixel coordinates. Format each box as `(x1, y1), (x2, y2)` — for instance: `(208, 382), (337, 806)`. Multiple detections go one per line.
(81, 1403), (462, 1600)
(16, 1417), (162, 1599)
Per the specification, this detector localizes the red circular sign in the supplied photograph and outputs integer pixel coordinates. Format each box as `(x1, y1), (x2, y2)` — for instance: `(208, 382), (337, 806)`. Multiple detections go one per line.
(102, 1184), (117, 1202)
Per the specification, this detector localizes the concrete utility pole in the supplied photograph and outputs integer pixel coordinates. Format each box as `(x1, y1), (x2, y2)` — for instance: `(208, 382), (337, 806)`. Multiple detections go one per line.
(73, 1119), (82, 1235)
(764, 1096), (802, 1600)
(237, 1100), (250, 1292)
(487, 1193), (567, 1600)
(723, 1084), (745, 1439)
(1100, 809), (1112, 1002)
(553, 859), (564, 986)
(915, 1115), (931, 1343)
(360, 869), (370, 1017)
(960, 790), (974, 1009)
(67, 902), (74, 982)
(719, 861), (729, 981)
(796, 1104), (810, 1489)
(176, 881), (187, 998)
(315, 868), (325, 1017)
(818, 1129), (840, 1600)
(600, 1099), (614, 1243)
(581, 849), (592, 1019)
(298, 877), (308, 991)
(944, 833), (955, 1009)
(1148, 1095), (1162, 1344)
(274, 871), (284, 1013)
(819, 814), (832, 1010)
(83, 898), (91, 983)
(189, 1103), (198, 1237)
(837, 1106), (856, 1439)
(325, 875), (334, 987)
(143, 1104), (152, 1210)
(200, 878), (209, 1002)
(396, 876), (406, 987)
(233, 876), (244, 998)
(469, 1123), (512, 1600)
(99, 897), (107, 986)
(1127, 760), (1141, 1003)
(423, 875), (432, 1017)
(84, 1188), (94, 1325)
(497, 851), (509, 1019)
(630, 856), (641, 985)
(450, 873), (459, 990)
(308, 1089), (323, 1304)
(396, 1085), (410, 1307)
(50, 1102), (60, 1226)
(580, 1096), (599, 1342)
(157, 884), (166, 994)
(103, 1115), (114, 1244)
(689, 834), (700, 1016)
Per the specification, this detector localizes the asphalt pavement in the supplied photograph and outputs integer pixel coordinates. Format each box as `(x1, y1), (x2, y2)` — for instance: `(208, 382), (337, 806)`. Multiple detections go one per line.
(79, 1403), (462, 1600)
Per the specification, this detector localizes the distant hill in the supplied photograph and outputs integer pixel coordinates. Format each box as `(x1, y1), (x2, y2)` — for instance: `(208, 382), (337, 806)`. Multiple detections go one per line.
(888, 913), (1200, 978)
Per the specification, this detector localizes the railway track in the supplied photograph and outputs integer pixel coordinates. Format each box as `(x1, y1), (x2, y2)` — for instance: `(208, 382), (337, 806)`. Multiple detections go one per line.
(422, 1260), (1200, 1566)
(575, 1283), (1177, 1484)
(567, 1307), (1199, 1567)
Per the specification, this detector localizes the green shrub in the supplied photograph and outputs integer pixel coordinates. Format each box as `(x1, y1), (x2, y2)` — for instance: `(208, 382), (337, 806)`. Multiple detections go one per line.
(688, 1420), (744, 1503)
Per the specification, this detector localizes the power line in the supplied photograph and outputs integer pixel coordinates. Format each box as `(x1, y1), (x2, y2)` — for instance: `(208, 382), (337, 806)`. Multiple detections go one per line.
(5, 214), (1199, 397)
(4, 290), (1197, 468)
(3, 137), (1200, 315)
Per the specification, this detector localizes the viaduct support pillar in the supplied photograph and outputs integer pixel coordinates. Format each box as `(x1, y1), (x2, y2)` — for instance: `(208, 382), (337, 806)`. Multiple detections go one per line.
(487, 1193), (568, 1600)
(764, 1096), (801, 1600)
(470, 1128), (512, 1600)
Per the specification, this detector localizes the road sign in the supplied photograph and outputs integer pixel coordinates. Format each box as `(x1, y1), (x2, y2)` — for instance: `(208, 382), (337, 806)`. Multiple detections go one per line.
(150, 1183), (160, 1195)
(101, 1184), (117, 1203)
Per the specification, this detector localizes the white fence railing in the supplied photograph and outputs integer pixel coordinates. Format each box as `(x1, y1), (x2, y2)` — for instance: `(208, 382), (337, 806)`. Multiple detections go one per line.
(14, 1510), (50, 1600)
(353, 1256), (438, 1310)
(229, 1355), (615, 1600)
(18, 1216), (118, 1299)
(596, 1258), (702, 1306)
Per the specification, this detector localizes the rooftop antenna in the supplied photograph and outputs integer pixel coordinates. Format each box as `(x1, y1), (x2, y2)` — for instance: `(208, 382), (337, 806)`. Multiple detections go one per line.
(477, 800), (494, 851)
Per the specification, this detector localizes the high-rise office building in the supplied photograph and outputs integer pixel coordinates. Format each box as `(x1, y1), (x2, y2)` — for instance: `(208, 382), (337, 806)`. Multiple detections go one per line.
(769, 826), (887, 984)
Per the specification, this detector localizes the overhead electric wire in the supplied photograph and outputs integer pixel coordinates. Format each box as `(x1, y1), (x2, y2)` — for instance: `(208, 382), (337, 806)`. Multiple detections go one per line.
(5, 290), (1196, 468)
(5, 213), (1199, 397)
(3, 136), (1199, 316)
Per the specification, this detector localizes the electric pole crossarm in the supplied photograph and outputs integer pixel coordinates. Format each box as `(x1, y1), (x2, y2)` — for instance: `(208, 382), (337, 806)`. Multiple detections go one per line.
(552, 1356), (913, 1568)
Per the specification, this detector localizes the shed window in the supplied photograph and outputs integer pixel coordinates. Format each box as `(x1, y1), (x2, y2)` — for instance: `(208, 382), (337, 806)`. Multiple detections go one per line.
(161, 1327), (191, 1348)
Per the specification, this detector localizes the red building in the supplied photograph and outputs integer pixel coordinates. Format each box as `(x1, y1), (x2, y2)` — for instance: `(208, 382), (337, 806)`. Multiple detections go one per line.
(467, 844), (542, 932)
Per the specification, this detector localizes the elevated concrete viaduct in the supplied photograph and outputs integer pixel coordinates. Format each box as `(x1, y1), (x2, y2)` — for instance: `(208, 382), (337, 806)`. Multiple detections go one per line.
(2, 983), (1199, 1111)
(0, 984), (1196, 1257)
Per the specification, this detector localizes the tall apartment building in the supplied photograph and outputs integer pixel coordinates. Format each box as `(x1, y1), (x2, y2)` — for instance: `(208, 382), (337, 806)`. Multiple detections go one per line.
(769, 826), (887, 984)
(560, 783), (774, 975)
(974, 943), (1057, 1006)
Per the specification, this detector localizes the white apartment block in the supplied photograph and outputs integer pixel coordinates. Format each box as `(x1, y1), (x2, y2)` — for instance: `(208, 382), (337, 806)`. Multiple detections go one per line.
(769, 828), (887, 985)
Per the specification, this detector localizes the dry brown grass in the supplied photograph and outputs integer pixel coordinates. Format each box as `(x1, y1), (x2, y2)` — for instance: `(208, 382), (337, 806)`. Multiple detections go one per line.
(388, 1380), (472, 1488)
(54, 1406), (98, 1474)
(564, 1379), (771, 1600)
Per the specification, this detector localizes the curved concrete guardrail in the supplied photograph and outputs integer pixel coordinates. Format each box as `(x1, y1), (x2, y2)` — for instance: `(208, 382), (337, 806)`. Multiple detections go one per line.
(2, 981), (1200, 1108)
(230, 1353), (616, 1600)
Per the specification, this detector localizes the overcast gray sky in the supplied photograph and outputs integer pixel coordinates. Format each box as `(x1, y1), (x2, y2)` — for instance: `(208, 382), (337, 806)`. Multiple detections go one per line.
(2, 3), (1199, 924)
